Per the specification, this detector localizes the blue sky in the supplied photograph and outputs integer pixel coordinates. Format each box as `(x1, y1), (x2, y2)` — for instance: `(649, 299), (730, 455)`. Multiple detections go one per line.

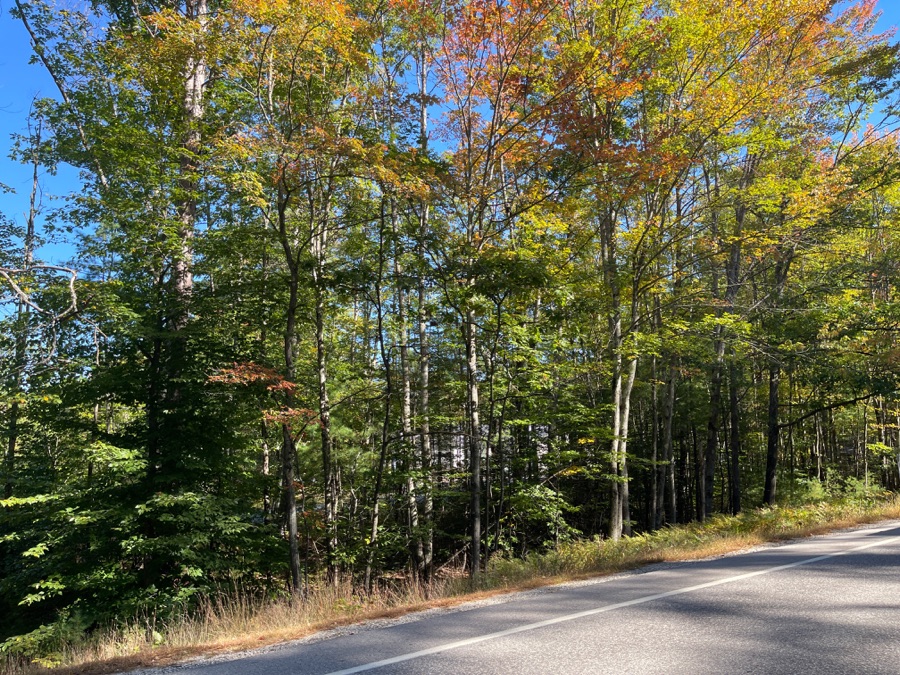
(1, 0), (899, 266)
(0, 0), (81, 265)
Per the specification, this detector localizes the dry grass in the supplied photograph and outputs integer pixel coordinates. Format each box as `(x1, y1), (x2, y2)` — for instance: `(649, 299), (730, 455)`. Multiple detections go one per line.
(4, 496), (900, 675)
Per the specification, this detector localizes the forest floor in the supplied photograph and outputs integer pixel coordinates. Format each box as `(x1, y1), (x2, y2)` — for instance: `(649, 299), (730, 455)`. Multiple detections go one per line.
(5, 496), (900, 675)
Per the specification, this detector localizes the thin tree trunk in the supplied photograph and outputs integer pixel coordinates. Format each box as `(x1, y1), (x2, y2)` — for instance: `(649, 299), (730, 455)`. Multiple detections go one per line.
(418, 245), (433, 582)
(4, 122), (38, 499)
(608, 340), (624, 540)
(314, 256), (337, 583)
(663, 361), (677, 525)
(729, 359), (742, 514)
(651, 355), (660, 528)
(278, 193), (303, 593)
(863, 403), (869, 489)
(13, 0), (108, 189)
(464, 308), (482, 579)
(416, 45), (434, 584)
(394, 210), (423, 576)
(261, 421), (271, 522)
(815, 414), (824, 482)
(366, 203), (394, 591)
(763, 364), (780, 505)
(692, 423), (702, 521)
(762, 245), (793, 505)
(281, 426), (302, 594)
(619, 356), (638, 537)
(601, 209), (629, 541)
(896, 409), (900, 487)
(703, 341), (725, 519)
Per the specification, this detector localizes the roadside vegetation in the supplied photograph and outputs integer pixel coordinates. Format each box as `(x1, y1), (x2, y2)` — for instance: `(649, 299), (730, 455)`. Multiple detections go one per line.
(3, 487), (897, 675)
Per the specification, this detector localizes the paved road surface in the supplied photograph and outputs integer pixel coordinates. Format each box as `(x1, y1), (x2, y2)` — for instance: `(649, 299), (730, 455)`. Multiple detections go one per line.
(141, 521), (900, 675)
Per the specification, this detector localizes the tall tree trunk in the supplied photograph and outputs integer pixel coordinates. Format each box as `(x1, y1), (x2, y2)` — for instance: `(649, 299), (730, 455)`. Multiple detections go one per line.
(147, 0), (207, 495)
(366, 203), (393, 591)
(395, 211), (423, 576)
(416, 46), (434, 584)
(172, 0), (206, 333)
(619, 356), (638, 537)
(702, 155), (753, 518)
(279, 197), (302, 595)
(464, 308), (482, 579)
(601, 211), (630, 541)
(313, 242), (337, 582)
(651, 355), (660, 528)
(418, 235), (433, 582)
(608, 327), (624, 540)
(762, 245), (793, 505)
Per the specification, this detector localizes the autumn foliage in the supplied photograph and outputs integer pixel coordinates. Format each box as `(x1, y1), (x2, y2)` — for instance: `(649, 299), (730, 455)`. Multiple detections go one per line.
(2, 0), (900, 663)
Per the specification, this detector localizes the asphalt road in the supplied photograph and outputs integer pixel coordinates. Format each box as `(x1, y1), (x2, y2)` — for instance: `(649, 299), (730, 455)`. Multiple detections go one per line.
(143, 521), (900, 675)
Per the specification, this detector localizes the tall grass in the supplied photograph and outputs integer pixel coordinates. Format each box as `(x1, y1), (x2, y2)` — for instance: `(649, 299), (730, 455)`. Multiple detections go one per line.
(1, 578), (458, 675)
(4, 495), (899, 675)
(486, 495), (900, 586)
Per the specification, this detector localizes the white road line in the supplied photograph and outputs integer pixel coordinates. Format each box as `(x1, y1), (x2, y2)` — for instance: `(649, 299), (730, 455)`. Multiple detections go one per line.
(324, 530), (900, 675)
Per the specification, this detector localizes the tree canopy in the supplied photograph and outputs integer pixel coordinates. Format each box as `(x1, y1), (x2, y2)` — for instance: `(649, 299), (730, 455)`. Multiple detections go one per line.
(2, 0), (900, 654)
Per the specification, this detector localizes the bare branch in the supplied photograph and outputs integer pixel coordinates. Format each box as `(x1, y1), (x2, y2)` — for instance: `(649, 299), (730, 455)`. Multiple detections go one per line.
(1, 264), (78, 317)
(13, 0), (109, 190)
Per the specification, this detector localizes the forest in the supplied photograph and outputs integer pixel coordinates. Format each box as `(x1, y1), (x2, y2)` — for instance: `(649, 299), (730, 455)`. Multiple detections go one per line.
(2, 0), (900, 653)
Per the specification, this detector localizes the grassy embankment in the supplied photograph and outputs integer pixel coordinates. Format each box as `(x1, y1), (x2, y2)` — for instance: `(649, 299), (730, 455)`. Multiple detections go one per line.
(4, 494), (900, 675)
